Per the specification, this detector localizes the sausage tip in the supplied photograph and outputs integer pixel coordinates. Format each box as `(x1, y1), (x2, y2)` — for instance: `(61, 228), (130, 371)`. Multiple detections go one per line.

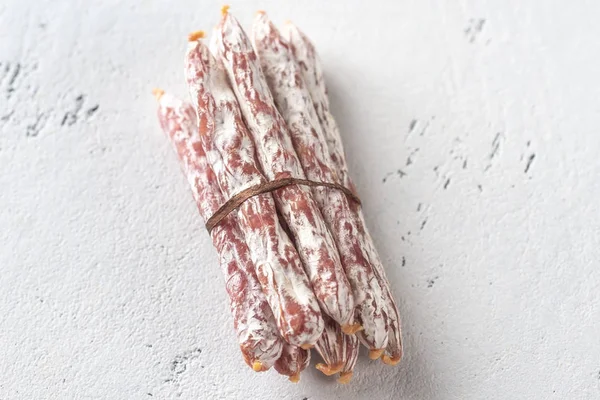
(188, 30), (205, 42)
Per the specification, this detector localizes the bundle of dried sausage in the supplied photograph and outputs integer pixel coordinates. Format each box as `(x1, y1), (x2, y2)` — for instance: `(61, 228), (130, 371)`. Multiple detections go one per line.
(152, 6), (403, 384)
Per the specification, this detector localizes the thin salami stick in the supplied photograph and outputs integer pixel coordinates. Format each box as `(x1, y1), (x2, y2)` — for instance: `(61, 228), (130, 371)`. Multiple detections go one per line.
(285, 23), (404, 365)
(184, 34), (324, 348)
(282, 24), (353, 193)
(274, 342), (311, 383)
(338, 331), (359, 384)
(154, 90), (283, 370)
(253, 12), (391, 355)
(312, 316), (360, 382)
(313, 316), (346, 377)
(215, 9), (356, 330)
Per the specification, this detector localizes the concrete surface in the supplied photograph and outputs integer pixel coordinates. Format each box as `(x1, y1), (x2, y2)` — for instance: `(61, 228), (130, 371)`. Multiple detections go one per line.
(1, 1), (599, 399)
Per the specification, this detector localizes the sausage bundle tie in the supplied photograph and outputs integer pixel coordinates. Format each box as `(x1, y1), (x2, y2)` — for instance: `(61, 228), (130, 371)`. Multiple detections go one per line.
(205, 177), (361, 233)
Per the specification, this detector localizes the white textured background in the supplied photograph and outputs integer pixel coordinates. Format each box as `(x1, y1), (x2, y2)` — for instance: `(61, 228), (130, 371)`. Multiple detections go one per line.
(1, 1), (599, 399)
